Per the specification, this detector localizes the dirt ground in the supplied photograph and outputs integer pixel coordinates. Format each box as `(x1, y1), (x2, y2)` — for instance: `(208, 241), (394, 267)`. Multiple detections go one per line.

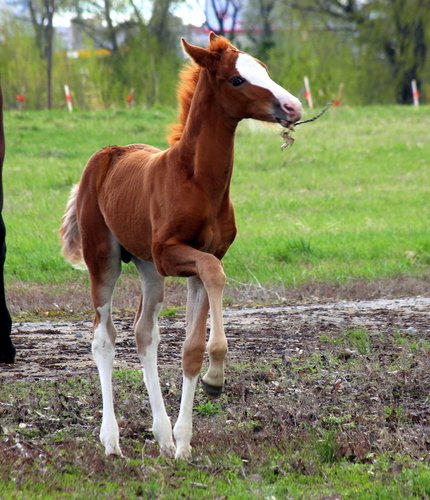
(3, 291), (430, 382)
(2, 281), (430, 466)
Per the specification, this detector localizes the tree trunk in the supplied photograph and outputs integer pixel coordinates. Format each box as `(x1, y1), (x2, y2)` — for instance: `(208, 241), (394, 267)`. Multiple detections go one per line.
(45, 0), (55, 109)
(149, 0), (173, 42)
(104, 0), (119, 53)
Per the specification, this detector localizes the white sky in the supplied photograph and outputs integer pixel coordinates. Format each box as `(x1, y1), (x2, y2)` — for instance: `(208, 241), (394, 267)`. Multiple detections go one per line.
(173, 0), (206, 27)
(54, 0), (207, 28)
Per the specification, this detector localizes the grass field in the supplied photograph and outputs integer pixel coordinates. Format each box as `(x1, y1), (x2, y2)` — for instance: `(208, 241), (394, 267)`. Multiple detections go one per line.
(3, 105), (430, 288)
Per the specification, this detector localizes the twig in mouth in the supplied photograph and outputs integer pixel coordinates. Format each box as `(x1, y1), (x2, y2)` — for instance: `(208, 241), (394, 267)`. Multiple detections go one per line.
(294, 101), (332, 127)
(280, 101), (332, 150)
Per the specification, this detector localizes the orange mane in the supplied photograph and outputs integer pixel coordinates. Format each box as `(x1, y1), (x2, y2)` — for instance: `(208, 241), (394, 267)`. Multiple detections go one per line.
(167, 36), (233, 146)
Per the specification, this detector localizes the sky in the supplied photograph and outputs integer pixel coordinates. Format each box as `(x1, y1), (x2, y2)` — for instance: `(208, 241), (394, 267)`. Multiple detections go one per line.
(52, 0), (207, 28)
(0, 0), (207, 28)
(174, 0), (206, 27)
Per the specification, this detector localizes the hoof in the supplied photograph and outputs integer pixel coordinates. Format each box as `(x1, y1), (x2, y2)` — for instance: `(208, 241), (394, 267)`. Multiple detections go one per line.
(104, 443), (123, 457)
(100, 425), (122, 457)
(201, 378), (223, 398)
(160, 443), (176, 459)
(175, 445), (192, 461)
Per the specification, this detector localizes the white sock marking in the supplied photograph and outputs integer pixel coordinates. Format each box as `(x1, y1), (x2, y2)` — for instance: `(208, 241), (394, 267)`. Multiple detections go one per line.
(92, 303), (122, 456)
(139, 302), (175, 457)
(174, 375), (199, 460)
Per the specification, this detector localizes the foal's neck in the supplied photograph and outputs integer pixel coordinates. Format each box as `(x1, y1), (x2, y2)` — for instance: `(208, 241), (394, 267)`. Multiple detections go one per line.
(175, 70), (239, 204)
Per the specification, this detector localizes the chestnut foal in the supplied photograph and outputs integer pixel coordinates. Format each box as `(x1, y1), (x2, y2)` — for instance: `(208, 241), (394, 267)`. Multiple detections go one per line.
(60, 33), (301, 459)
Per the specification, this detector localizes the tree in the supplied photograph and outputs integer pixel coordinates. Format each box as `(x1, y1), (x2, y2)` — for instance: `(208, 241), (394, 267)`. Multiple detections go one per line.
(205, 0), (243, 40)
(69, 0), (184, 51)
(288, 0), (430, 103)
(243, 0), (279, 58)
(28, 0), (56, 108)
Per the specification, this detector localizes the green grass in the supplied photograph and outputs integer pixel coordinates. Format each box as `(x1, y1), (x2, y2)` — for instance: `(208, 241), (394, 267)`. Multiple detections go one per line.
(321, 327), (371, 355)
(0, 456), (429, 498)
(3, 105), (430, 286)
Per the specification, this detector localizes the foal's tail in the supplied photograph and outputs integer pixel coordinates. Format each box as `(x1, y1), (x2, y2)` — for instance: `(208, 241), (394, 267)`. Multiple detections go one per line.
(60, 184), (85, 267)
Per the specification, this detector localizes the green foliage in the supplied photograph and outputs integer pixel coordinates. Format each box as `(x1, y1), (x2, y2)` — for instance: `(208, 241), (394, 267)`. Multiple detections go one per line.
(0, 20), (46, 108)
(316, 430), (340, 464)
(320, 328), (370, 355)
(160, 307), (179, 317)
(0, 19), (181, 110)
(2, 2), (430, 110)
(267, 22), (395, 106)
(84, 32), (181, 109)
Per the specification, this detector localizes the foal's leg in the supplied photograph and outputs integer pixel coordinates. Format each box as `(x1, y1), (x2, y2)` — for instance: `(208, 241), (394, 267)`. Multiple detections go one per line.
(174, 276), (209, 459)
(85, 240), (122, 456)
(133, 259), (175, 457)
(156, 244), (228, 394)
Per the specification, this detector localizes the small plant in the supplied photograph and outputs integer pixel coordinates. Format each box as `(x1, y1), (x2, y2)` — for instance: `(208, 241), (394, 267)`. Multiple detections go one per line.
(384, 405), (406, 423)
(160, 307), (178, 318)
(194, 401), (222, 416)
(316, 430), (340, 464)
(344, 328), (370, 355)
(113, 369), (142, 384)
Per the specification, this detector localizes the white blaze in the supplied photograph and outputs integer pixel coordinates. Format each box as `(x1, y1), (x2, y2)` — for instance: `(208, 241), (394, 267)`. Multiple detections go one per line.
(235, 53), (302, 114)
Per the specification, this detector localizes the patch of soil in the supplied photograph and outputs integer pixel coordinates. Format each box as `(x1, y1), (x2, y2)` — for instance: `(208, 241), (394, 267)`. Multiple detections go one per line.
(2, 295), (430, 461)
(2, 296), (430, 378)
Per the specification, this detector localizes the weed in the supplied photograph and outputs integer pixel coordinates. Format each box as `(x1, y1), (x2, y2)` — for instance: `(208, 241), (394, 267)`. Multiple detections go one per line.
(345, 328), (370, 355)
(194, 401), (222, 416)
(113, 369), (143, 385)
(160, 307), (178, 318)
(316, 430), (340, 464)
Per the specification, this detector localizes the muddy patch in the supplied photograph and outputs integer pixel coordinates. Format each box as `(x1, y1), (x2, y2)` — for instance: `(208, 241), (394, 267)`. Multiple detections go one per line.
(3, 297), (430, 381)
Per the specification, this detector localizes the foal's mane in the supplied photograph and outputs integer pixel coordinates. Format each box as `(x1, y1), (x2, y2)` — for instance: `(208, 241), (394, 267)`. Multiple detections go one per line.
(167, 36), (233, 146)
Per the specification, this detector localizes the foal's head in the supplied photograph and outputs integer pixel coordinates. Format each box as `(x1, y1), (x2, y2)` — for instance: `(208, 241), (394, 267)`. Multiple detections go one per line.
(182, 32), (302, 127)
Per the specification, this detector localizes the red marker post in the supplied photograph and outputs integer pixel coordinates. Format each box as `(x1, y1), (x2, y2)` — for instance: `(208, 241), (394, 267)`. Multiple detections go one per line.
(411, 79), (420, 107)
(16, 94), (25, 110)
(333, 83), (344, 107)
(64, 84), (73, 112)
(127, 88), (135, 107)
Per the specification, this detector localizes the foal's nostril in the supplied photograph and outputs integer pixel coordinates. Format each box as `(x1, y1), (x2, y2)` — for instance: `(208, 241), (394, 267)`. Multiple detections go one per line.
(282, 102), (301, 122)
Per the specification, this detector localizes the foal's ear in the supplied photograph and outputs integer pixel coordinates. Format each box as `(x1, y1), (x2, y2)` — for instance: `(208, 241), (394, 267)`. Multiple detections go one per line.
(209, 31), (219, 43)
(181, 38), (217, 70)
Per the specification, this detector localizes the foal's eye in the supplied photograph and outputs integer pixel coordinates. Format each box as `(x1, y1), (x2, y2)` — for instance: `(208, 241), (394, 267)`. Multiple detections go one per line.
(230, 76), (246, 87)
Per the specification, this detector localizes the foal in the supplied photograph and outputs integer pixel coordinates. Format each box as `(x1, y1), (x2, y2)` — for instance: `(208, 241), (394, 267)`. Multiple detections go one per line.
(60, 33), (301, 459)
(0, 83), (15, 364)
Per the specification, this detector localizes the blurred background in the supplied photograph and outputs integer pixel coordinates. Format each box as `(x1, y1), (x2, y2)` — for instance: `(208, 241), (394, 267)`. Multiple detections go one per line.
(0, 0), (429, 110)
